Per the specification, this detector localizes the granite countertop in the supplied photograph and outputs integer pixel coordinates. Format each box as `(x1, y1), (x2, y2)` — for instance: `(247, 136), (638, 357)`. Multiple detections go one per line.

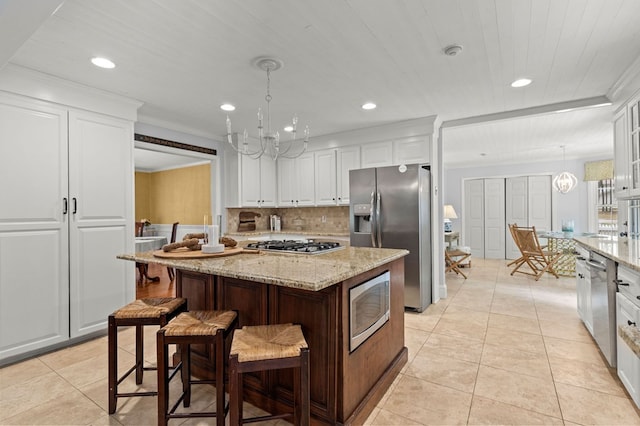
(619, 324), (640, 358)
(573, 236), (640, 273)
(225, 230), (349, 238)
(118, 246), (408, 291)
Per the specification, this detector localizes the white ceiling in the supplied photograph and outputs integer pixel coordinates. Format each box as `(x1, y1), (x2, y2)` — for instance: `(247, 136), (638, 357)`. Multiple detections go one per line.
(3, 0), (640, 168)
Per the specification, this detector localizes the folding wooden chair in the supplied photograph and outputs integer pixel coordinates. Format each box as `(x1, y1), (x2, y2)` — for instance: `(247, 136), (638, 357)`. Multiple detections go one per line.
(507, 223), (547, 269)
(509, 225), (561, 281)
(445, 248), (471, 279)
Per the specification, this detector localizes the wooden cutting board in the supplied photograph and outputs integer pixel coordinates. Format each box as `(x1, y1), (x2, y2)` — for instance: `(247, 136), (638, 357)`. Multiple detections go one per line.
(153, 246), (246, 259)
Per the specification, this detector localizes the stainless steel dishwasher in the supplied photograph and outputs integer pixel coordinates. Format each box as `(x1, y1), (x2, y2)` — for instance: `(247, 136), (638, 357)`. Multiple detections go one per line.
(587, 251), (617, 367)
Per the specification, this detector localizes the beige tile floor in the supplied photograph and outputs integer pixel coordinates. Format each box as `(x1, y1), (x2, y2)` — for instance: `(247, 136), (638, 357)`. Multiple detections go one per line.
(1, 258), (639, 425)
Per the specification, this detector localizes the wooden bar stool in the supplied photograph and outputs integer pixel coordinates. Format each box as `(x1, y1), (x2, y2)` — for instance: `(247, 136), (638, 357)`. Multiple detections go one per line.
(229, 323), (310, 426)
(108, 297), (187, 414)
(157, 310), (238, 426)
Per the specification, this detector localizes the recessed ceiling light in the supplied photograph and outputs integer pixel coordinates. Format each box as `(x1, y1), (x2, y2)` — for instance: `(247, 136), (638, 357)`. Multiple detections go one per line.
(220, 104), (236, 111)
(443, 44), (463, 56)
(362, 102), (377, 110)
(284, 125), (294, 132)
(91, 57), (115, 69)
(511, 78), (532, 88)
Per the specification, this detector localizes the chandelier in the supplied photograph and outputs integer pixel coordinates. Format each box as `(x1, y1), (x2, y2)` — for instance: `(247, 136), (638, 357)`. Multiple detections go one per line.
(552, 145), (578, 194)
(225, 57), (309, 160)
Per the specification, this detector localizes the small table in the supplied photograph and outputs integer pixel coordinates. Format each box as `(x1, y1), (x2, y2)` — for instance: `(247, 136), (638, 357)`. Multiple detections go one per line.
(537, 232), (576, 277)
(135, 236), (168, 283)
(444, 231), (459, 249)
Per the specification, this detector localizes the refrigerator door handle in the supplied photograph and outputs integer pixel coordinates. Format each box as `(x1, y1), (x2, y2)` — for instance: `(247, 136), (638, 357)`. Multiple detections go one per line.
(376, 191), (382, 247)
(370, 191), (377, 247)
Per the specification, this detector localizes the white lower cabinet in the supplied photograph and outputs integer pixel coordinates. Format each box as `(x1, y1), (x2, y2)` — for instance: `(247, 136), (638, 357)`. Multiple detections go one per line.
(575, 258), (593, 334)
(0, 92), (134, 362)
(616, 292), (640, 407)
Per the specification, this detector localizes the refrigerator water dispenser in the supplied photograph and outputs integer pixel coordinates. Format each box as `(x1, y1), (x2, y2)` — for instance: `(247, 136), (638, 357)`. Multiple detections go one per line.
(353, 204), (372, 233)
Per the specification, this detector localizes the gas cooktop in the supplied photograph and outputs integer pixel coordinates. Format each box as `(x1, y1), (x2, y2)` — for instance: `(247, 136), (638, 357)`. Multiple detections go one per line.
(244, 240), (344, 255)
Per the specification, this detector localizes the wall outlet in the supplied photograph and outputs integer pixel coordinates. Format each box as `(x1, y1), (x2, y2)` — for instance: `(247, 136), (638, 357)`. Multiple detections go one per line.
(321, 215), (327, 223)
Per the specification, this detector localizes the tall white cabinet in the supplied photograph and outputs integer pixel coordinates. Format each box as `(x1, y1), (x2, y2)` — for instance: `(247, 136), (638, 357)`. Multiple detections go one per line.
(68, 111), (133, 337)
(0, 74), (138, 362)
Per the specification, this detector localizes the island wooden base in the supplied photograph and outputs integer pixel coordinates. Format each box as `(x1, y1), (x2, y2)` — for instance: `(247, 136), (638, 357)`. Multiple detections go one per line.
(176, 258), (406, 425)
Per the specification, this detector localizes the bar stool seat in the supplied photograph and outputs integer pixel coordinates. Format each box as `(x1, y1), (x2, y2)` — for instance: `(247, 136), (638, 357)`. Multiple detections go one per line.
(108, 297), (187, 414)
(229, 323), (310, 426)
(157, 310), (238, 426)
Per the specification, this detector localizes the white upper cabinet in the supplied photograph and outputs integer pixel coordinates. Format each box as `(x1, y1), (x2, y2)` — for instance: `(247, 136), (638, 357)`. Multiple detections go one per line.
(314, 149), (337, 205)
(615, 91), (640, 199)
(361, 141), (393, 168)
(361, 138), (430, 169)
(614, 108), (630, 198)
(314, 146), (361, 206)
(629, 96), (640, 198)
(393, 137), (429, 165)
(240, 155), (277, 207)
(296, 153), (315, 206)
(277, 152), (315, 207)
(336, 146), (360, 205)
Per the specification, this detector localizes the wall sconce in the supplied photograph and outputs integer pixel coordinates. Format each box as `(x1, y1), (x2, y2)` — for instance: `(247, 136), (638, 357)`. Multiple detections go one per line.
(444, 204), (458, 232)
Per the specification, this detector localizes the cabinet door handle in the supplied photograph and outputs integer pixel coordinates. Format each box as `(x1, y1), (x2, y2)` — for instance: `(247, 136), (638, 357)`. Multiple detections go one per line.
(629, 320), (637, 327)
(72, 197), (77, 214)
(622, 186), (628, 190)
(637, 295), (640, 301)
(614, 279), (629, 286)
(63, 198), (68, 214)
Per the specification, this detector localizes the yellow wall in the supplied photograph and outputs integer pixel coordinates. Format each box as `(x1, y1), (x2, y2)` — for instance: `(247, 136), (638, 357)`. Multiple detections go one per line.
(135, 163), (211, 225)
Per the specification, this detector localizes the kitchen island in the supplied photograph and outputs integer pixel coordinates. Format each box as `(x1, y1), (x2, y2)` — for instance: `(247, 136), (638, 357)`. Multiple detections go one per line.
(118, 246), (408, 425)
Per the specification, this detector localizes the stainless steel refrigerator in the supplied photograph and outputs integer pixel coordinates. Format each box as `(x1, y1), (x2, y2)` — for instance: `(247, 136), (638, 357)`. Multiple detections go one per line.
(349, 164), (432, 312)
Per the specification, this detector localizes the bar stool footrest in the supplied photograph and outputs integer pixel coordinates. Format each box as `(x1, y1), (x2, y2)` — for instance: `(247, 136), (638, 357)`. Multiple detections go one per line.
(116, 391), (157, 398)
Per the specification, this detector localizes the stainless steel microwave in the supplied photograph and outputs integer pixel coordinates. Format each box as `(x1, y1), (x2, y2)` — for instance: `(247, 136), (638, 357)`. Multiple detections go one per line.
(349, 271), (390, 352)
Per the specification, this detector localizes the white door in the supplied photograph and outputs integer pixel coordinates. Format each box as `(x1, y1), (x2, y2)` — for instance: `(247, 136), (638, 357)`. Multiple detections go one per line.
(314, 149), (337, 205)
(505, 177), (528, 259)
(464, 179), (485, 258)
(0, 95), (70, 360)
(68, 111), (133, 338)
(528, 175), (552, 231)
(484, 179), (506, 259)
(336, 146), (360, 205)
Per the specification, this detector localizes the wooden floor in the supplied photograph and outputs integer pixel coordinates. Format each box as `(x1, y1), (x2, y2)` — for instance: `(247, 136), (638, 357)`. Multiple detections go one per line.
(135, 263), (176, 299)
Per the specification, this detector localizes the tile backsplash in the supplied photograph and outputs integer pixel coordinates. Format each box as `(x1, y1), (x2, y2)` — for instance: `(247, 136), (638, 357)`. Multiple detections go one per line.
(226, 206), (349, 234)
